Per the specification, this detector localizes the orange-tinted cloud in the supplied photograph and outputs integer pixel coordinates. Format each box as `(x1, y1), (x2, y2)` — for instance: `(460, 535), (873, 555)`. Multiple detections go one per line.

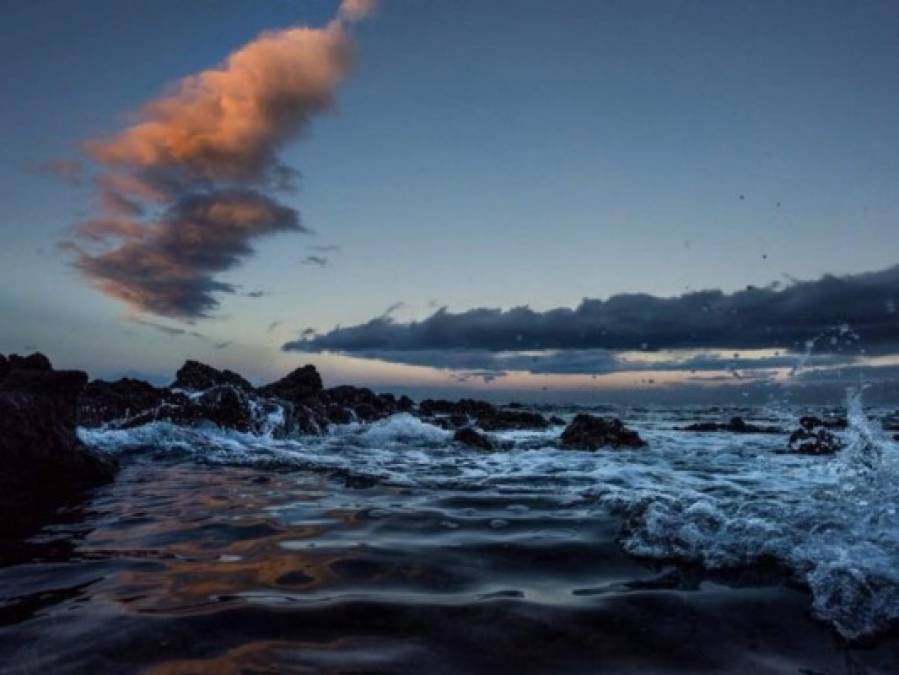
(69, 0), (373, 319)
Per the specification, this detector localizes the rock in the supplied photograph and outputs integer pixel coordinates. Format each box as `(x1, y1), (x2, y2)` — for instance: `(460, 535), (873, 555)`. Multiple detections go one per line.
(0, 354), (8, 380)
(560, 414), (645, 450)
(787, 427), (843, 455)
(680, 416), (782, 434)
(7, 352), (53, 372)
(549, 415), (566, 426)
(454, 427), (495, 451)
(480, 409), (548, 431)
(78, 377), (169, 427)
(172, 360), (252, 392)
(0, 363), (116, 535)
(260, 364), (323, 400)
(327, 385), (394, 421)
(419, 398), (548, 430)
(419, 398), (497, 419)
(397, 395), (415, 412)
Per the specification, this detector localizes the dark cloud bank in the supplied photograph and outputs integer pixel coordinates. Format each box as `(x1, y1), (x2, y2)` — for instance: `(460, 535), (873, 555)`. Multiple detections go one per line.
(285, 265), (899, 381)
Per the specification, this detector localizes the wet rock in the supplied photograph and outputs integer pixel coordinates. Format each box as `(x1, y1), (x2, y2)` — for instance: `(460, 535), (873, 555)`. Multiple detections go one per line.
(260, 364), (323, 400)
(454, 427), (495, 451)
(0, 354), (7, 379)
(560, 414), (645, 450)
(681, 417), (782, 434)
(549, 415), (566, 426)
(78, 377), (169, 427)
(397, 395), (415, 412)
(787, 427), (843, 455)
(420, 398), (497, 419)
(172, 360), (252, 392)
(7, 352), (53, 372)
(327, 385), (395, 421)
(0, 362), (116, 535)
(480, 409), (548, 431)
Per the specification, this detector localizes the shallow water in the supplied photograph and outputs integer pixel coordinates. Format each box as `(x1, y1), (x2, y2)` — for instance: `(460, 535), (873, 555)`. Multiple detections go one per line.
(2, 404), (899, 673)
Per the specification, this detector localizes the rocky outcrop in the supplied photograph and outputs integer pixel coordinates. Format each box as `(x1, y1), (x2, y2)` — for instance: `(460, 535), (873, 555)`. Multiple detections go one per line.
(172, 359), (252, 391)
(680, 417), (782, 434)
(419, 398), (548, 431)
(0, 354), (116, 535)
(798, 415), (847, 430)
(560, 414), (645, 450)
(78, 378), (171, 427)
(454, 427), (495, 451)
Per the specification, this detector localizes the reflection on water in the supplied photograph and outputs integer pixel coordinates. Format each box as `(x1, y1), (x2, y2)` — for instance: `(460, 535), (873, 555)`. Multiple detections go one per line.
(2, 407), (899, 673)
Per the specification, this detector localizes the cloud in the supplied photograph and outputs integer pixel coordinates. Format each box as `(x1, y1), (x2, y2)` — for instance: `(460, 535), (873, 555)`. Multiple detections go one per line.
(300, 255), (328, 267)
(285, 266), (899, 357)
(246, 290), (267, 298)
(309, 243), (341, 252)
(130, 316), (207, 340)
(65, 0), (372, 319)
(214, 340), (232, 349)
(267, 320), (283, 333)
(74, 191), (304, 317)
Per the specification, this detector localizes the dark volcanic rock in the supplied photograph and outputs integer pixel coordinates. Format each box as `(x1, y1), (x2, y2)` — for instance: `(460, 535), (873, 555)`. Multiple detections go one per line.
(480, 409), (548, 431)
(454, 427), (495, 451)
(173, 360), (252, 392)
(0, 362), (116, 535)
(78, 378), (169, 427)
(0, 354), (7, 379)
(260, 365), (323, 400)
(787, 427), (843, 455)
(681, 417), (782, 434)
(7, 352), (52, 372)
(560, 414), (645, 451)
(419, 398), (548, 431)
(549, 416), (566, 426)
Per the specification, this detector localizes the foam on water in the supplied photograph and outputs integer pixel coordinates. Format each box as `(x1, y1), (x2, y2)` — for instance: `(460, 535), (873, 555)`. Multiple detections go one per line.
(77, 398), (899, 640)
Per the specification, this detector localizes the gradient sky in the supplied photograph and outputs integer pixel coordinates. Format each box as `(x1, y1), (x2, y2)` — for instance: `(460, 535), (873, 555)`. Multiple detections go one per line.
(2, 0), (898, 400)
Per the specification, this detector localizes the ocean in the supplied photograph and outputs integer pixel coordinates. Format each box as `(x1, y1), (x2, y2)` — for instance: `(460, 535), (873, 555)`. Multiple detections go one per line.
(2, 395), (899, 673)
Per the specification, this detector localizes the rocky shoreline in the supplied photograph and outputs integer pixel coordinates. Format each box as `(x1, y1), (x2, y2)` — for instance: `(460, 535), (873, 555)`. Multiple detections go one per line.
(1, 352), (892, 538)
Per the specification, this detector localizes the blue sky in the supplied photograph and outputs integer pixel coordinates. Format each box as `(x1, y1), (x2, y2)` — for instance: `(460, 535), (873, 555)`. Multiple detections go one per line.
(1, 0), (898, 399)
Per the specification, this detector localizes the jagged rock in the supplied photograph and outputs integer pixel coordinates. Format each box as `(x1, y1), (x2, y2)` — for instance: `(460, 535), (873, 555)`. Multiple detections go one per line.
(0, 354), (8, 379)
(549, 415), (566, 426)
(787, 427), (843, 455)
(327, 385), (395, 421)
(480, 409), (548, 431)
(560, 414), (645, 450)
(681, 417), (782, 434)
(419, 398), (497, 419)
(78, 378), (169, 427)
(419, 398), (548, 430)
(454, 427), (495, 451)
(0, 362), (116, 535)
(7, 352), (53, 372)
(260, 365), (323, 400)
(172, 360), (252, 392)
(397, 395), (415, 412)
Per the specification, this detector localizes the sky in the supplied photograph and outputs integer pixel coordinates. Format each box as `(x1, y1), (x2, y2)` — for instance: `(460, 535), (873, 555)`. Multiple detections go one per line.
(1, 0), (898, 402)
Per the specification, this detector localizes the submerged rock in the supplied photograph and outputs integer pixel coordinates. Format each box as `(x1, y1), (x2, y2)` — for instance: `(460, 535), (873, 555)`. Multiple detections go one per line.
(787, 417), (845, 455)
(681, 417), (782, 434)
(453, 427), (495, 451)
(172, 360), (252, 392)
(787, 427), (843, 455)
(560, 414), (645, 450)
(0, 356), (116, 534)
